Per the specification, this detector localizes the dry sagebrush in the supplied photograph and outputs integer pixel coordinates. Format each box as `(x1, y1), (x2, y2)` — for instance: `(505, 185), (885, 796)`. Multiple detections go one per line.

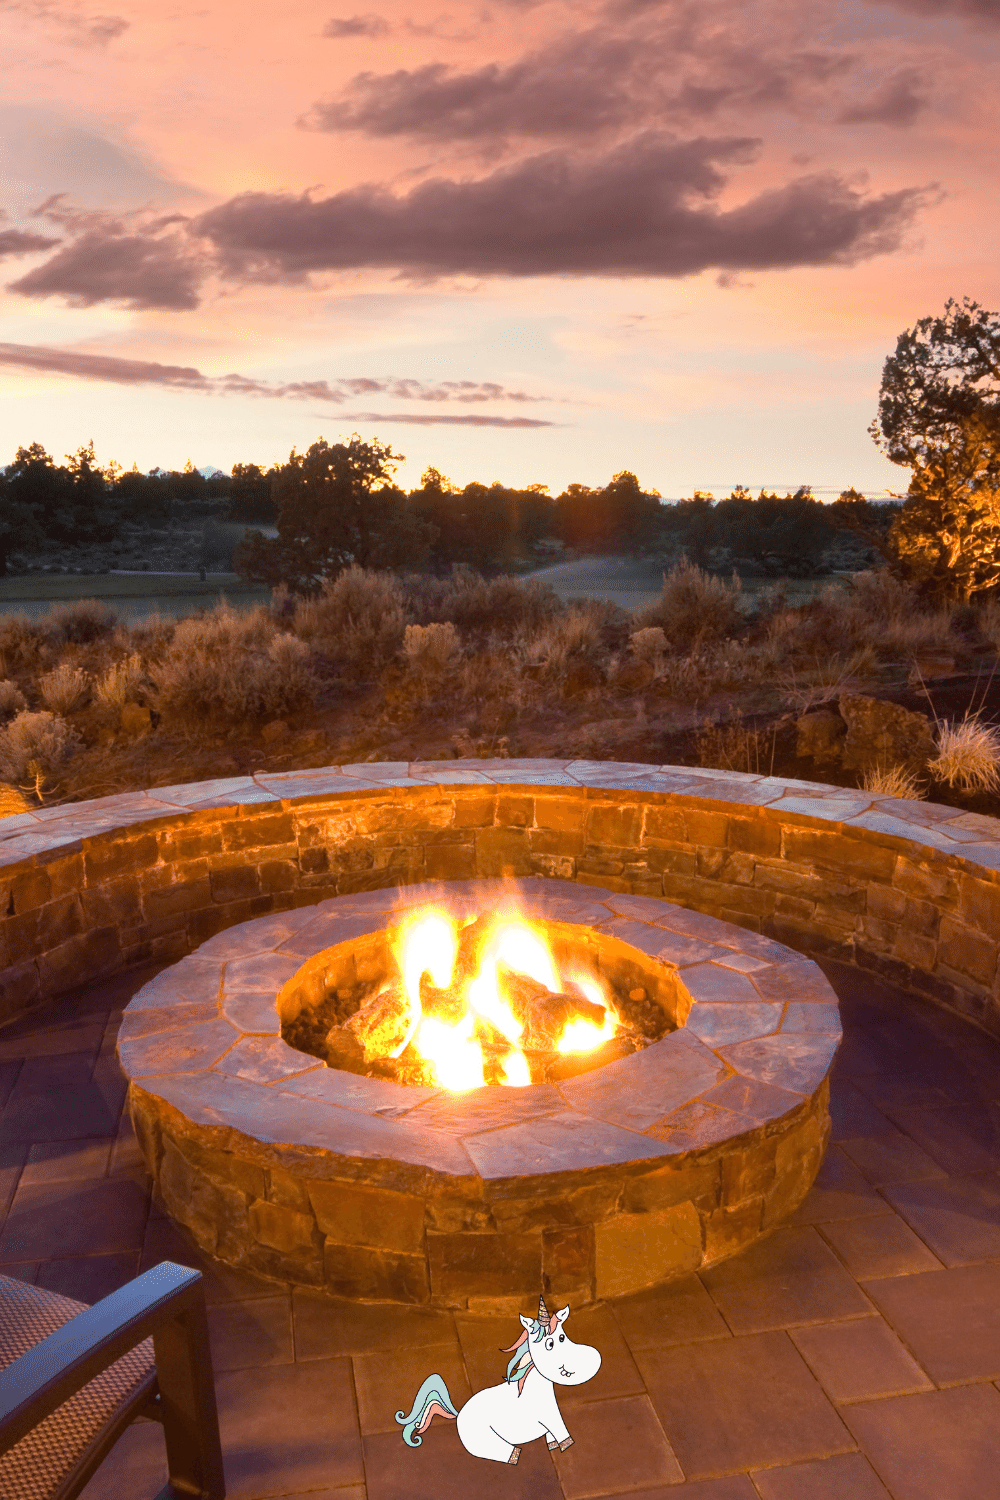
(94, 652), (143, 711)
(293, 566), (406, 678)
(147, 602), (317, 727)
(634, 558), (743, 649)
(0, 710), (82, 787)
(39, 664), (91, 715)
(0, 680), (27, 722)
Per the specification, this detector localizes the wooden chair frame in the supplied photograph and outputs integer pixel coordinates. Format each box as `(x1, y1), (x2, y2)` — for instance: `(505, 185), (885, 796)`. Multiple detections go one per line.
(0, 1260), (225, 1500)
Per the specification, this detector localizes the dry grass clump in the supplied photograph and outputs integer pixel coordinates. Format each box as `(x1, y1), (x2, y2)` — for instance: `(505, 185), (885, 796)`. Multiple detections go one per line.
(927, 713), (1000, 794)
(516, 608), (605, 690)
(0, 710), (82, 791)
(861, 763), (927, 799)
(0, 680), (27, 722)
(94, 652), (143, 711)
(778, 649), (879, 714)
(147, 601), (316, 727)
(293, 566), (406, 677)
(695, 711), (775, 775)
(635, 558), (743, 649)
(39, 664), (91, 715)
(0, 781), (32, 817)
(47, 598), (117, 644)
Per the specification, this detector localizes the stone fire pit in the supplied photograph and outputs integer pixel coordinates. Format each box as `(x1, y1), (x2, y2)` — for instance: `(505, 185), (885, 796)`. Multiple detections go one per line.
(118, 878), (840, 1310)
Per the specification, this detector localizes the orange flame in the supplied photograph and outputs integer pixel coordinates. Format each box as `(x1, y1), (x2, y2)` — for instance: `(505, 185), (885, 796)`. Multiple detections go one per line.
(388, 905), (618, 1091)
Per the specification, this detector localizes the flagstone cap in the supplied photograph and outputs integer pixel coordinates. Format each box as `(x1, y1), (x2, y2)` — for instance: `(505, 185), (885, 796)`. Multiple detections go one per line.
(118, 878), (840, 1182)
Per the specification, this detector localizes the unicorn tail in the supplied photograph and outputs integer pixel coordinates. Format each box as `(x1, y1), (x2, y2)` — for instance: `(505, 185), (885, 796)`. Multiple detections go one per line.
(395, 1372), (459, 1447)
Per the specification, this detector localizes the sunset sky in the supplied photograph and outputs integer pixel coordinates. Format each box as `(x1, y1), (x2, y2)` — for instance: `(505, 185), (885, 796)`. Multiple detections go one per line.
(1, 0), (997, 502)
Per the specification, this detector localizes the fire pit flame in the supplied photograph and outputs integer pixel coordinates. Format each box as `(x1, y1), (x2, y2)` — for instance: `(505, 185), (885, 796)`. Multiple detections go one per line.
(384, 905), (621, 1092)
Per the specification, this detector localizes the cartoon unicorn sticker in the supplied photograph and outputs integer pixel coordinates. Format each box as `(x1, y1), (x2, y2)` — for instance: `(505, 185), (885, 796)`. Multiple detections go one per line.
(395, 1294), (602, 1465)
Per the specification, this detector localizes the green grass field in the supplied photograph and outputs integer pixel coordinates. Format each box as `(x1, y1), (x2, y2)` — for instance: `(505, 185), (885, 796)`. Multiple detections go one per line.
(0, 559), (852, 628)
(0, 573), (272, 623)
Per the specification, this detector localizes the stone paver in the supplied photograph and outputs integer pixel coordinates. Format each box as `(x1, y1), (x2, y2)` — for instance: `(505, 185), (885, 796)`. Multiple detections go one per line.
(0, 956), (992, 1496)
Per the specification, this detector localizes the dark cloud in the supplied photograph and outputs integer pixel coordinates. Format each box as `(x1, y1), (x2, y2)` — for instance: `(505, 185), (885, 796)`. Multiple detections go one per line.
(301, 18), (859, 143)
(5, 134), (936, 305)
(7, 229), (204, 309)
(0, 343), (545, 411)
(193, 133), (933, 281)
(6, 196), (205, 310)
(322, 13), (390, 37)
(303, 33), (643, 139)
(872, 0), (1000, 21)
(0, 226), (62, 259)
(837, 69), (929, 125)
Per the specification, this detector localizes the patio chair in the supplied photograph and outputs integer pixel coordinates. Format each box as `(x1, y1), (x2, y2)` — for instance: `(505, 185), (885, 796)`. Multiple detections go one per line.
(0, 1259), (225, 1499)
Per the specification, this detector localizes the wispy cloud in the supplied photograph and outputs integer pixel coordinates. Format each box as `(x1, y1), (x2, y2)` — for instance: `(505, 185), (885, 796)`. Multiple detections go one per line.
(332, 411), (557, 426)
(1, 0), (128, 44)
(321, 13), (391, 37)
(0, 341), (548, 411)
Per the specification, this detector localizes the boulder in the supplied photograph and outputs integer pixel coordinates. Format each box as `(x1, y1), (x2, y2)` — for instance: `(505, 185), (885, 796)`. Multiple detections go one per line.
(795, 710), (846, 764)
(261, 719), (290, 743)
(838, 694), (936, 775)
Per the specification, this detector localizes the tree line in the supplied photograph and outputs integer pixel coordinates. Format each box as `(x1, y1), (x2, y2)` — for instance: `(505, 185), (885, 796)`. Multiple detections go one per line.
(3, 296), (997, 599)
(0, 438), (888, 584)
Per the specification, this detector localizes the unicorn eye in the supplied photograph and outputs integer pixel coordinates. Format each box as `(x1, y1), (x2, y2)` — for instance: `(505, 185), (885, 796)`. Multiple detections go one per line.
(545, 1337), (554, 1351)
(558, 1333), (565, 1342)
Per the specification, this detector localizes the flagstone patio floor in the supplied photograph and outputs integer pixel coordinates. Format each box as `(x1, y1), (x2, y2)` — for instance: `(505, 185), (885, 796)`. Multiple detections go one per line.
(3, 956), (1000, 1500)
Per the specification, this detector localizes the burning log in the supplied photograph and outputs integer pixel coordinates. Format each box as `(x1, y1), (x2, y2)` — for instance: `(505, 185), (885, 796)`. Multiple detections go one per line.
(496, 964), (606, 1052)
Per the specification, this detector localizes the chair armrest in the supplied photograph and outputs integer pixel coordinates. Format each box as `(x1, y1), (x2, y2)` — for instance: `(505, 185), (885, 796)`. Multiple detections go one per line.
(0, 1261), (225, 1499)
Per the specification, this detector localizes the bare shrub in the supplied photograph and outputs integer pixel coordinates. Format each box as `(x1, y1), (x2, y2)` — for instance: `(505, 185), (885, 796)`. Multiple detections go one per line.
(294, 566), (406, 676)
(47, 598), (117, 644)
(94, 653), (144, 711)
(862, 763), (926, 799)
(39, 664), (91, 714)
(268, 581), (297, 625)
(0, 710), (82, 786)
(0, 680), (27, 721)
(928, 713), (1000, 794)
(635, 559), (742, 648)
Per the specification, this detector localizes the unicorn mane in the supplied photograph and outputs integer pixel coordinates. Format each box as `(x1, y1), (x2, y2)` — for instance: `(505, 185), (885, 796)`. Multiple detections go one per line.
(499, 1301), (560, 1396)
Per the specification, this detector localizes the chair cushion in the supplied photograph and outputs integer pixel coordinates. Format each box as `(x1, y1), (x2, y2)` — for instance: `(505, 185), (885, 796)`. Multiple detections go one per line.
(0, 1274), (156, 1500)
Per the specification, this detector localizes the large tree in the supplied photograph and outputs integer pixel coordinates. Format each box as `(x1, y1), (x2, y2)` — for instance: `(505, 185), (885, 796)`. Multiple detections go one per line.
(869, 297), (1000, 600)
(234, 435), (434, 592)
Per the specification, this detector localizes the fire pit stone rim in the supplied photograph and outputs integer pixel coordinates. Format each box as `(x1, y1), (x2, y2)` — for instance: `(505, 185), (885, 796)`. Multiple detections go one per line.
(118, 879), (842, 1177)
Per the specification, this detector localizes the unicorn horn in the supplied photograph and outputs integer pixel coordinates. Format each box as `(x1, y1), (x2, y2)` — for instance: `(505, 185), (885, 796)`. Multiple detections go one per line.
(538, 1293), (549, 1323)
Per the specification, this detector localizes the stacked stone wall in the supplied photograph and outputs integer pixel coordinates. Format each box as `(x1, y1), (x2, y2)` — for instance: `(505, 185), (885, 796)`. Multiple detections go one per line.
(2, 763), (1000, 1037)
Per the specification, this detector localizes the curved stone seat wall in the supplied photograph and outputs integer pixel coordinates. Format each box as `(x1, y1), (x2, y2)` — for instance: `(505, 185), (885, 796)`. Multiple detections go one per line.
(2, 759), (1000, 1038)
